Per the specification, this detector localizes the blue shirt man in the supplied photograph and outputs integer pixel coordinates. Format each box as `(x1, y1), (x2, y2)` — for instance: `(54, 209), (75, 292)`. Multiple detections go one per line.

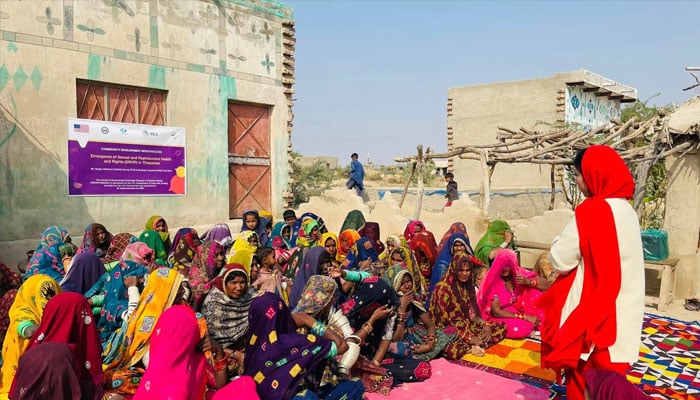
(346, 152), (365, 198)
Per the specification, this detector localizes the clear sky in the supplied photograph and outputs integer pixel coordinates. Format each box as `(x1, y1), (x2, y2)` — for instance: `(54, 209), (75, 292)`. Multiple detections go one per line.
(287, 0), (699, 166)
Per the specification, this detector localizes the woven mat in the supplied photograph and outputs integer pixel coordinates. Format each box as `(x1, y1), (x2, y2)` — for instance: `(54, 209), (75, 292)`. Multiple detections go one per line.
(628, 313), (700, 399)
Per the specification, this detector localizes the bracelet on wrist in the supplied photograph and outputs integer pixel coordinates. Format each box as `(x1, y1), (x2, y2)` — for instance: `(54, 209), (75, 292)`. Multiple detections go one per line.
(310, 320), (327, 337)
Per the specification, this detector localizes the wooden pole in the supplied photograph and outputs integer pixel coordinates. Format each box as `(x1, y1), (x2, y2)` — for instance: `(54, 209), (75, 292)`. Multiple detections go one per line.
(479, 150), (491, 215)
(549, 164), (556, 210)
(399, 161), (416, 208)
(413, 145), (424, 220)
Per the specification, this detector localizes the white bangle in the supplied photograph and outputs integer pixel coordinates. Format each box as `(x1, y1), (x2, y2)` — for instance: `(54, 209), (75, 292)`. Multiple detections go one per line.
(499, 242), (508, 249)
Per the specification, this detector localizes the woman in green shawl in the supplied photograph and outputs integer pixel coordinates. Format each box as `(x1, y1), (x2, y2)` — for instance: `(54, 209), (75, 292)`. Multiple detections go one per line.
(144, 215), (172, 253)
(340, 210), (366, 233)
(138, 230), (169, 266)
(474, 220), (514, 266)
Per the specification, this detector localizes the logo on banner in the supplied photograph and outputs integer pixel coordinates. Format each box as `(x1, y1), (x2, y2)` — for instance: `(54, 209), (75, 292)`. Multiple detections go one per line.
(101, 126), (109, 134)
(73, 124), (89, 133)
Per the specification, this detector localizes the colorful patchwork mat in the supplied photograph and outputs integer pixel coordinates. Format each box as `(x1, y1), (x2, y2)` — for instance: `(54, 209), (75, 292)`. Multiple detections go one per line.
(459, 337), (557, 383)
(628, 313), (700, 399)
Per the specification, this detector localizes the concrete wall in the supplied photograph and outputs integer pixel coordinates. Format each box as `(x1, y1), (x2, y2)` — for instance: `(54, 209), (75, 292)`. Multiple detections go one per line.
(447, 70), (631, 191)
(663, 153), (700, 298)
(448, 76), (562, 190)
(0, 0), (294, 260)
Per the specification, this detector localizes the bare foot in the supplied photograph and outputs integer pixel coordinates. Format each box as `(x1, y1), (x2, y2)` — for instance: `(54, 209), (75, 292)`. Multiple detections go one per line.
(470, 345), (485, 357)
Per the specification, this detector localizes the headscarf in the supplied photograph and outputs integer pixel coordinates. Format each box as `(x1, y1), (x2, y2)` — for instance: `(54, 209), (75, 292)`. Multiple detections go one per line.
(340, 210), (366, 233)
(240, 209), (270, 247)
(341, 237), (379, 271)
(337, 229), (361, 262)
(138, 230), (168, 266)
(201, 223), (234, 250)
(429, 232), (472, 294)
(259, 210), (273, 223)
(403, 220), (426, 244)
(585, 369), (650, 400)
(537, 145), (635, 370)
(477, 249), (540, 321)
(24, 225), (71, 282)
(134, 305), (215, 400)
(25, 293), (103, 392)
(203, 264), (255, 349)
(188, 241), (224, 309)
(436, 222), (469, 255)
(104, 267), (184, 370)
(227, 231), (258, 274)
(292, 275), (338, 316)
(296, 218), (321, 248)
(59, 252), (107, 295)
(211, 376), (260, 400)
(9, 342), (83, 400)
(271, 221), (292, 250)
(409, 231), (438, 268)
(340, 276), (397, 354)
(144, 215), (171, 251)
(97, 243), (151, 341)
(319, 232), (339, 261)
(474, 220), (512, 266)
(1, 274), (61, 395)
(382, 265), (426, 313)
(428, 254), (483, 330)
(169, 228), (200, 265)
(288, 247), (329, 310)
(290, 212), (327, 246)
(379, 234), (404, 260)
(244, 292), (332, 400)
(359, 222), (385, 255)
(78, 223), (113, 258)
(103, 233), (137, 265)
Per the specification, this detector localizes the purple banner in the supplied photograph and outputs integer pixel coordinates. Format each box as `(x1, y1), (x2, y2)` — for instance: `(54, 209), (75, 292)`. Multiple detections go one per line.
(68, 140), (186, 196)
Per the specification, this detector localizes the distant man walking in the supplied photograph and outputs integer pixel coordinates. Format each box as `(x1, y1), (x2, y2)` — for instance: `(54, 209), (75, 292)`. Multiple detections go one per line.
(346, 152), (365, 198)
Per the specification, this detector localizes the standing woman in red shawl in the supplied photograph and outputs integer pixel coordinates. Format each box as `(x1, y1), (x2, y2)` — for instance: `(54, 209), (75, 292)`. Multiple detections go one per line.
(538, 146), (644, 400)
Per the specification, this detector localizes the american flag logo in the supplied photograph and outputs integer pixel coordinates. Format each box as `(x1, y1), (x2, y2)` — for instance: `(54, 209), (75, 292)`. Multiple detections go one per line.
(73, 124), (89, 133)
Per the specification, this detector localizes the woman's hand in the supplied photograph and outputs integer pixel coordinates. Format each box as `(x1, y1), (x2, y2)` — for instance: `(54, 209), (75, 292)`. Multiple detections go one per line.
(329, 265), (344, 279)
(292, 312), (316, 329)
(399, 292), (414, 311)
(515, 274), (529, 286)
(123, 276), (138, 288)
(198, 335), (222, 356)
(369, 305), (392, 323)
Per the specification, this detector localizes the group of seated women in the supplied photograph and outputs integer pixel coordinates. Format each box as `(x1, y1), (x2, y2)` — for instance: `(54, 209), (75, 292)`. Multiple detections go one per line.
(0, 210), (555, 400)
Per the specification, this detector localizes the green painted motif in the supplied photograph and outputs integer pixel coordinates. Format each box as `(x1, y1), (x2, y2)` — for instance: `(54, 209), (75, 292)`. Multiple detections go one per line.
(220, 75), (237, 100)
(148, 65), (166, 89)
(150, 16), (159, 48)
(223, 0), (293, 20)
(0, 94), (18, 149)
(13, 65), (27, 90)
(186, 63), (205, 73)
(261, 54), (275, 74)
(30, 66), (42, 91)
(6, 41), (17, 52)
(87, 54), (102, 80)
(0, 64), (9, 92)
(114, 49), (126, 59)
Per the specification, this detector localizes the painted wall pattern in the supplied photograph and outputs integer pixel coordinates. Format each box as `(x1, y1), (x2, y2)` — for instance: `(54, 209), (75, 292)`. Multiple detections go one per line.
(565, 85), (621, 128)
(0, 0), (288, 80)
(0, 0), (294, 244)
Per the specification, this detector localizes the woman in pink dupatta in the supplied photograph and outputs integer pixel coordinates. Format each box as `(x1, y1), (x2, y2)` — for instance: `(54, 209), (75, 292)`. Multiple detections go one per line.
(477, 249), (544, 339)
(134, 304), (213, 400)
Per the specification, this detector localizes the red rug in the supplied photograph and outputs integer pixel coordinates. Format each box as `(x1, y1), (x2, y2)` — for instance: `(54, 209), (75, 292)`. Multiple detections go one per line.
(365, 358), (551, 400)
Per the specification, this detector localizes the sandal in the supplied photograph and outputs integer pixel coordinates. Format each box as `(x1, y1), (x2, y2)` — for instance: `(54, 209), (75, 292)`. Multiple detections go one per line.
(684, 299), (700, 311)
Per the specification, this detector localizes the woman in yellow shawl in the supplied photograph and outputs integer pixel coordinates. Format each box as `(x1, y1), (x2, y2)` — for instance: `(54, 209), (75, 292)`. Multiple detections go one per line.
(0, 274), (61, 399)
(226, 231), (258, 274)
(102, 267), (185, 397)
